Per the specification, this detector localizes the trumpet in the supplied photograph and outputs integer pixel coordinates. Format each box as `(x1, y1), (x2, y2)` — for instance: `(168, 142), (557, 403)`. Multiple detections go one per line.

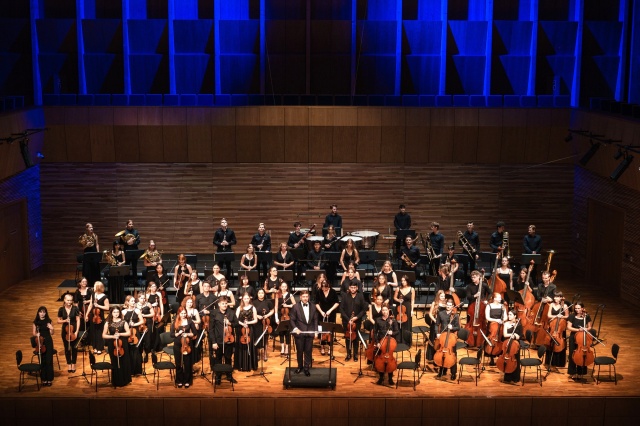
(457, 230), (477, 258)
(502, 231), (510, 258)
(79, 234), (95, 249)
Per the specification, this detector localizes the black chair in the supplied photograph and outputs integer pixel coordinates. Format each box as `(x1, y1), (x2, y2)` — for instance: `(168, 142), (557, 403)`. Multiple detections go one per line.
(456, 329), (482, 386)
(212, 364), (235, 392)
(394, 330), (412, 361)
(592, 343), (619, 385)
(75, 254), (84, 282)
(520, 330), (533, 359)
(520, 344), (546, 386)
(411, 325), (429, 350)
(88, 352), (111, 391)
(159, 331), (174, 362)
(151, 352), (176, 390)
(31, 347), (60, 370)
(396, 348), (422, 390)
(16, 350), (41, 391)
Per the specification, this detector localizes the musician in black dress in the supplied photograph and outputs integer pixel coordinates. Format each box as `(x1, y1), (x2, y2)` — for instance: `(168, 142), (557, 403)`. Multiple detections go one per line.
(263, 266), (282, 300)
(275, 281), (296, 356)
(235, 293), (258, 372)
(427, 291), (447, 362)
(501, 310), (523, 384)
(57, 293), (81, 373)
(461, 221), (480, 271)
(79, 223), (100, 286)
(240, 244), (258, 273)
(236, 274), (256, 300)
(173, 254), (193, 304)
(399, 236), (420, 272)
(74, 277), (93, 341)
(566, 302), (592, 379)
(85, 281), (109, 354)
(32, 306), (55, 386)
(372, 273), (393, 305)
(106, 240), (126, 304)
(314, 276), (339, 356)
(373, 305), (400, 385)
(489, 221), (506, 253)
(171, 306), (198, 388)
(121, 219), (141, 285)
(393, 275), (415, 345)
(394, 204), (411, 255)
(544, 291), (568, 370)
(150, 264), (170, 311)
(323, 204), (342, 234)
(146, 281), (164, 352)
(213, 218), (237, 274)
(254, 288), (275, 361)
(209, 296), (238, 385)
(340, 265), (363, 296)
(251, 223), (272, 279)
(102, 306), (132, 387)
(135, 292), (153, 361)
(513, 267), (534, 292)
(122, 295), (144, 376)
(435, 297), (460, 380)
(273, 243), (294, 270)
(339, 238), (360, 271)
(339, 282), (367, 361)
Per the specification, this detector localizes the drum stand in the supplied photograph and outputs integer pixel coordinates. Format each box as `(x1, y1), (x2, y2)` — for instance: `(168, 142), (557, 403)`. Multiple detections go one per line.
(247, 327), (272, 382)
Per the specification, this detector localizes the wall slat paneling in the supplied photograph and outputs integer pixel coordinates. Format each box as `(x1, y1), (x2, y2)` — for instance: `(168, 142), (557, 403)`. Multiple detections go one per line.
(333, 127), (357, 161)
(41, 163), (574, 273)
(260, 126), (286, 162)
(113, 126), (140, 162)
(89, 124), (116, 162)
(138, 126), (165, 162)
(404, 126), (429, 163)
(211, 126), (237, 162)
(380, 126), (405, 163)
(357, 126), (381, 162)
(235, 127), (261, 162)
(187, 125), (213, 163)
(309, 127), (333, 162)
(284, 126), (309, 162)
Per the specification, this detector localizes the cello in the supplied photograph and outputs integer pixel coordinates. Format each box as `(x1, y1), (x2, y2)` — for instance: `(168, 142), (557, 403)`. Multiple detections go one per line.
(433, 310), (458, 373)
(545, 302), (570, 353)
(465, 270), (487, 347)
(497, 318), (522, 374)
(571, 309), (595, 369)
(373, 319), (398, 375)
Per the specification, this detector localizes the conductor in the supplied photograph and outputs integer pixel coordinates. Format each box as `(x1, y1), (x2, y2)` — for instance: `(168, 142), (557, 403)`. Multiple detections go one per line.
(289, 290), (318, 376)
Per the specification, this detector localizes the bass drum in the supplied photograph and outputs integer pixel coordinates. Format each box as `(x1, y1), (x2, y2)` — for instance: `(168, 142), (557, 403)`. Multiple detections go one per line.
(351, 230), (379, 249)
(306, 236), (324, 251)
(338, 235), (362, 251)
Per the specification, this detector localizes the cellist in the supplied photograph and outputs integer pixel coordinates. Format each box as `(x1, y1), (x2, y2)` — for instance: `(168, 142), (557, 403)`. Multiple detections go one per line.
(339, 281), (367, 362)
(373, 305), (400, 386)
(566, 302), (592, 380)
(484, 293), (507, 366)
(501, 310), (523, 384)
(435, 296), (460, 380)
(544, 291), (568, 372)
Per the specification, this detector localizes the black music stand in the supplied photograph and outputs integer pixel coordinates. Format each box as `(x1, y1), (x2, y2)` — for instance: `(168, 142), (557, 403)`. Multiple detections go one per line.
(214, 252), (235, 281)
(359, 250), (379, 273)
(521, 253), (542, 280)
(275, 320), (292, 367)
(422, 275), (439, 303)
(184, 254), (198, 270)
(125, 249), (145, 286)
(238, 270), (259, 284)
(247, 326), (272, 382)
(316, 323), (344, 366)
(304, 269), (326, 288)
(352, 330), (372, 382)
(276, 269), (294, 284)
(107, 265), (130, 304)
(505, 289), (525, 307)
(83, 251), (102, 284)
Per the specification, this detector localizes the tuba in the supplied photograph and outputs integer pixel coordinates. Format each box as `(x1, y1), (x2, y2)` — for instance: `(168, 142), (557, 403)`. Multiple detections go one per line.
(502, 231), (510, 258)
(79, 234), (95, 249)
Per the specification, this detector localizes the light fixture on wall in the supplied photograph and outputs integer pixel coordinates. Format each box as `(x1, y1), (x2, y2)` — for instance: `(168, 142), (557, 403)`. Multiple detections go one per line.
(579, 140), (601, 166)
(610, 149), (635, 181)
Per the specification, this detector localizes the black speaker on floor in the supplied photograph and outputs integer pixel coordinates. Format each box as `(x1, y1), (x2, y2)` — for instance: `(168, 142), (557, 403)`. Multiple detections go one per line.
(283, 368), (337, 389)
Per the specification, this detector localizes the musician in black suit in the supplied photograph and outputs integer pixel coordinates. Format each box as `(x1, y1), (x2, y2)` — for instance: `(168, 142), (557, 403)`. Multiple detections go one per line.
(250, 222), (272, 279)
(289, 290), (318, 376)
(393, 204), (412, 255)
(213, 218), (237, 275)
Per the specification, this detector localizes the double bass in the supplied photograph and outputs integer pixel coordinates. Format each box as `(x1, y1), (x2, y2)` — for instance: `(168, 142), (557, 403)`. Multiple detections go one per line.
(489, 249), (507, 298)
(446, 259), (461, 309)
(465, 270), (487, 347)
(514, 260), (535, 325)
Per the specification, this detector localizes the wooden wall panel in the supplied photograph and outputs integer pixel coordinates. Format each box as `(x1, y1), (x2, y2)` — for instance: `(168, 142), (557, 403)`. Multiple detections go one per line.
(309, 127), (333, 162)
(235, 127), (261, 162)
(211, 126), (237, 162)
(380, 126), (405, 163)
(500, 109), (528, 163)
(429, 109), (455, 163)
(64, 107), (91, 162)
(477, 109), (503, 163)
(357, 126), (381, 162)
(333, 127), (357, 161)
(260, 126), (286, 162)
(524, 109), (551, 164)
(453, 108), (479, 163)
(284, 126), (309, 162)
(138, 126), (165, 162)
(42, 124), (67, 162)
(187, 125), (213, 162)
(162, 108), (188, 162)
(405, 126), (429, 163)
(113, 126), (140, 162)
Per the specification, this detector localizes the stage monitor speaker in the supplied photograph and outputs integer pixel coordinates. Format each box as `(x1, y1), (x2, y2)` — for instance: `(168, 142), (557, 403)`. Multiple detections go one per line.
(283, 367), (336, 389)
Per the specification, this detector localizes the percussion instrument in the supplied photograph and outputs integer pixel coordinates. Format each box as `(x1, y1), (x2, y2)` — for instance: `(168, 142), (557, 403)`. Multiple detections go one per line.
(351, 230), (379, 249)
(306, 236), (324, 251)
(338, 235), (362, 251)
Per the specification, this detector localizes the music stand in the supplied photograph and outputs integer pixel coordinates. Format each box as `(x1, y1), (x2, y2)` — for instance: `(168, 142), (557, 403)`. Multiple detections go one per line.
(247, 326), (272, 382)
(352, 330), (372, 382)
(237, 269), (259, 284)
(505, 289), (525, 306)
(316, 323), (344, 366)
(521, 253), (542, 280)
(184, 254), (198, 270)
(304, 269), (326, 286)
(276, 270), (294, 283)
(107, 265), (130, 304)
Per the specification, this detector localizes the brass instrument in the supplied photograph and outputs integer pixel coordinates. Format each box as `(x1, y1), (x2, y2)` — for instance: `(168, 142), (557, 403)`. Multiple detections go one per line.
(115, 230), (136, 245)
(141, 249), (162, 263)
(102, 250), (116, 266)
(457, 230), (477, 258)
(545, 250), (555, 273)
(79, 233), (95, 249)
(420, 233), (437, 262)
(502, 231), (510, 258)
(401, 253), (416, 268)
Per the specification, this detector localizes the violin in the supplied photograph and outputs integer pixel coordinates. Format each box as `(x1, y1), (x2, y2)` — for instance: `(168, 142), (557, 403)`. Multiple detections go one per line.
(497, 319), (521, 374)
(92, 306), (102, 325)
(181, 330), (192, 355)
(153, 306), (163, 325)
(240, 326), (251, 345)
(373, 319), (398, 373)
(64, 319), (77, 341)
(34, 334), (47, 354)
(202, 313), (210, 331)
(346, 311), (357, 341)
(128, 326), (139, 345)
(434, 312), (458, 369)
(223, 319), (234, 344)
(261, 309), (273, 334)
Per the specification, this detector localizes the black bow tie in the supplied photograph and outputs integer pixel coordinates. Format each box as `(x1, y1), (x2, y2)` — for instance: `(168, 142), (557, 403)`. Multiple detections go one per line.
(303, 304), (308, 307)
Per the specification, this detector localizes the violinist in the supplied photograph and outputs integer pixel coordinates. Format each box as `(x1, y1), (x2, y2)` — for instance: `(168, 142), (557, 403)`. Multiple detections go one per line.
(122, 295), (144, 376)
(566, 302), (592, 380)
(135, 292), (153, 361)
(501, 310), (523, 384)
(171, 306), (198, 388)
(33, 306), (55, 386)
(209, 296), (238, 385)
(399, 236), (420, 271)
(235, 294), (258, 372)
(340, 264), (363, 296)
(196, 282), (216, 358)
(57, 293), (81, 373)
(250, 222), (272, 279)
(150, 263), (170, 312)
(435, 297), (460, 380)
(543, 291), (569, 371)
(173, 254), (193, 304)
(373, 305), (400, 385)
(102, 306), (132, 387)
(339, 238), (360, 271)
(339, 281), (367, 361)
(145, 281), (164, 352)
(254, 288), (275, 361)
(264, 266), (282, 299)
(393, 275), (415, 345)
(290, 290), (318, 376)
(215, 278), (235, 309)
(314, 275), (339, 356)
(427, 290), (447, 363)
(372, 273), (392, 305)
(182, 297), (202, 363)
(380, 260), (399, 287)
(73, 277), (93, 341)
(185, 271), (202, 300)
(275, 281), (296, 356)
(85, 281), (109, 355)
(274, 242), (294, 270)
(484, 293), (507, 366)
(236, 274), (256, 300)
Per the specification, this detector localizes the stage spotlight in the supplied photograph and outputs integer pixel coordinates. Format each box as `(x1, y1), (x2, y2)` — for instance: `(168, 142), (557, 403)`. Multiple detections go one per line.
(610, 154), (634, 181)
(564, 133), (573, 142)
(579, 141), (600, 166)
(36, 151), (45, 159)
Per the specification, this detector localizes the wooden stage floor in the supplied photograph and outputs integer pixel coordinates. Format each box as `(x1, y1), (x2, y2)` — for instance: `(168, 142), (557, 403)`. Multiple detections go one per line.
(0, 272), (637, 425)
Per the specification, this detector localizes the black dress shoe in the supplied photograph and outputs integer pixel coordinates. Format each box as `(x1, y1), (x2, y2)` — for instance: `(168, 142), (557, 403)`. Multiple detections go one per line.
(388, 379), (394, 385)
(353, 355), (358, 362)
(228, 377), (238, 384)
(376, 377), (384, 385)
(294, 368), (302, 374)
(451, 373), (456, 380)
(345, 355), (351, 361)
(304, 370), (311, 377)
